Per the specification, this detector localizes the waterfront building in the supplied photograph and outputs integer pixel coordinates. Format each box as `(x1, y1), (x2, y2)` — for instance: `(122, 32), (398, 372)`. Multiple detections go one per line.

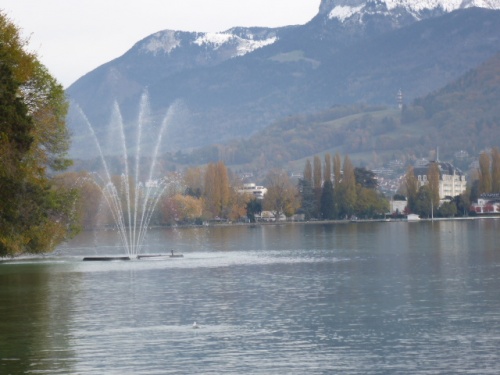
(413, 161), (467, 200)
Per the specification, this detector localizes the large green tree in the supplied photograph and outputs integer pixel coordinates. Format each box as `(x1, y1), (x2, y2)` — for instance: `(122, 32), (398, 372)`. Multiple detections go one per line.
(354, 167), (378, 189)
(0, 12), (74, 257)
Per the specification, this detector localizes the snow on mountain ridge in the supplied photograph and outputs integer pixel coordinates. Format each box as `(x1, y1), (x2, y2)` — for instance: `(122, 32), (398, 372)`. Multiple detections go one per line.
(325, 0), (500, 22)
(138, 29), (277, 57)
(193, 32), (277, 56)
(140, 30), (181, 55)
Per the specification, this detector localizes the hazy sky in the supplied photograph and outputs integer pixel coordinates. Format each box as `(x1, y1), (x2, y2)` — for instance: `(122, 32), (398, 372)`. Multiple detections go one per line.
(2, 1), (320, 87)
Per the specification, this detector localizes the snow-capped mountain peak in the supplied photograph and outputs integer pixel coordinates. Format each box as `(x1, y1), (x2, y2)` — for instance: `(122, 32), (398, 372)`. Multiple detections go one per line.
(320, 0), (500, 23)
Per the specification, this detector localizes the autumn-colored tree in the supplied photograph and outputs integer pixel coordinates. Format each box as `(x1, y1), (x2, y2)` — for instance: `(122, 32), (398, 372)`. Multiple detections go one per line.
(161, 194), (203, 224)
(184, 166), (204, 197)
(404, 166), (418, 213)
(203, 161), (231, 219)
(338, 155), (356, 218)
(478, 152), (492, 194)
(264, 169), (299, 220)
(491, 148), (500, 193)
(1, 13), (74, 256)
(229, 189), (252, 221)
(427, 162), (440, 209)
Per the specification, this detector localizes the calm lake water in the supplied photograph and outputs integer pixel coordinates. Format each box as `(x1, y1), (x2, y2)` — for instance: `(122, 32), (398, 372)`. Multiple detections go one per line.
(1, 220), (500, 374)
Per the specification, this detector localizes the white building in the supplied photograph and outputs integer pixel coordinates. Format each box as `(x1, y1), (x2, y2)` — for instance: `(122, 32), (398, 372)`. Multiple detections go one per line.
(238, 183), (268, 200)
(413, 161), (467, 200)
(471, 194), (500, 214)
(390, 199), (407, 214)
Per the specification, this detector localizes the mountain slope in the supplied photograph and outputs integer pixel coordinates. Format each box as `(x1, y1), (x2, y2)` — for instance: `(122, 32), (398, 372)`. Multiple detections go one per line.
(67, 3), (500, 160)
(177, 52), (500, 172)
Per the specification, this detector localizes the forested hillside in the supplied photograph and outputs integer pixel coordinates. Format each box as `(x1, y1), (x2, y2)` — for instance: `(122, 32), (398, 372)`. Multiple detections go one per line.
(402, 53), (500, 156)
(166, 53), (500, 172)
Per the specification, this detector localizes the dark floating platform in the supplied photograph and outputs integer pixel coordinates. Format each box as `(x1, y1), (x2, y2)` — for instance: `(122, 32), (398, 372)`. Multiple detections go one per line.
(137, 254), (167, 259)
(137, 254), (184, 259)
(83, 256), (131, 261)
(83, 254), (184, 261)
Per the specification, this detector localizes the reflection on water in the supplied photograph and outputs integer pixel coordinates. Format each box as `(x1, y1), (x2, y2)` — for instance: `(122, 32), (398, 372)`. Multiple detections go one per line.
(1, 220), (500, 374)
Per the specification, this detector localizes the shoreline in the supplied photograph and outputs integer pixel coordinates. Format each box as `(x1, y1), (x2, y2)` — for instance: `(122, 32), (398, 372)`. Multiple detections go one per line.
(83, 214), (500, 232)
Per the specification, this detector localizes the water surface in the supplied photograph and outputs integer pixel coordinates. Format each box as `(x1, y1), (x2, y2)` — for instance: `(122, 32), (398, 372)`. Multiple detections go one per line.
(1, 220), (499, 374)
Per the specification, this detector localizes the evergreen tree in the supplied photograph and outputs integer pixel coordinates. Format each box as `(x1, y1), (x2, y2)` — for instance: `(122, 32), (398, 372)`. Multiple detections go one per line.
(313, 156), (322, 217)
(246, 199), (262, 223)
(324, 153), (332, 183)
(313, 156), (322, 190)
(354, 167), (378, 189)
(320, 180), (335, 219)
(298, 178), (315, 220)
(332, 153), (342, 218)
(303, 159), (313, 186)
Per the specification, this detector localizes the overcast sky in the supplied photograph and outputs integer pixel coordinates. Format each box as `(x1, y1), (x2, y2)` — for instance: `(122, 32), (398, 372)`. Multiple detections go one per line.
(2, 1), (320, 88)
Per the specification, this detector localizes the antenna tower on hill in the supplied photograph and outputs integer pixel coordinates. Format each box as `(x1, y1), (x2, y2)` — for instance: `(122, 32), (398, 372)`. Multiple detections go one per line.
(397, 89), (403, 110)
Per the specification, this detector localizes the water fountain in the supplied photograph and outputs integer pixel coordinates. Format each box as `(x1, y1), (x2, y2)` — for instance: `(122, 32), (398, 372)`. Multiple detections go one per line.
(75, 92), (178, 260)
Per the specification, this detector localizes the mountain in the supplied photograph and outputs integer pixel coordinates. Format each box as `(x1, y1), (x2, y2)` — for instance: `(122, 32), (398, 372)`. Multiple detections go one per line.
(175, 52), (500, 173)
(67, 1), (500, 160)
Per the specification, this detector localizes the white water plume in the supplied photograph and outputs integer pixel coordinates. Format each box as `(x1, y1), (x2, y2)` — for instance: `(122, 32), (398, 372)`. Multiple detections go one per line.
(74, 91), (179, 257)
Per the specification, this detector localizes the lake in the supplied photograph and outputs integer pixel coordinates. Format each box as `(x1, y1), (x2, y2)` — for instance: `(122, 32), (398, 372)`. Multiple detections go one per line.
(1, 220), (500, 374)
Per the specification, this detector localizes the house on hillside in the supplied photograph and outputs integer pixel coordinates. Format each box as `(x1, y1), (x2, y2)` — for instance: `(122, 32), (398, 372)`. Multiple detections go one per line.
(413, 161), (467, 200)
